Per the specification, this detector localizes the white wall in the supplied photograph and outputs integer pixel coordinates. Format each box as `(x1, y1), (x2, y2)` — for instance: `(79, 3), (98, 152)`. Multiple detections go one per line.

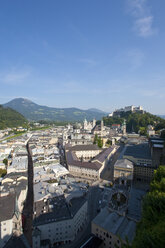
(0, 219), (13, 247)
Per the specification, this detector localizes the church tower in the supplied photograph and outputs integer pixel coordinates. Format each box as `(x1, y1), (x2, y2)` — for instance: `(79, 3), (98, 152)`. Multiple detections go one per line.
(122, 119), (126, 135)
(101, 119), (104, 132)
(84, 118), (88, 130)
(92, 119), (96, 128)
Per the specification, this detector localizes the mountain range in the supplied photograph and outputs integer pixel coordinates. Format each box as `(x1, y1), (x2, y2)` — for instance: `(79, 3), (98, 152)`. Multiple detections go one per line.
(3, 98), (107, 122)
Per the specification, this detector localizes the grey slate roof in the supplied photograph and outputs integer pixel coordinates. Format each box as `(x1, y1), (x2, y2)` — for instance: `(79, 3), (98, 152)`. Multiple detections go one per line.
(124, 143), (151, 160)
(66, 145), (116, 171)
(3, 171), (27, 180)
(114, 159), (133, 169)
(3, 234), (31, 248)
(0, 193), (15, 221)
(67, 144), (101, 151)
(92, 208), (136, 243)
(66, 151), (102, 170)
(92, 146), (115, 163)
(127, 188), (146, 221)
(33, 195), (86, 226)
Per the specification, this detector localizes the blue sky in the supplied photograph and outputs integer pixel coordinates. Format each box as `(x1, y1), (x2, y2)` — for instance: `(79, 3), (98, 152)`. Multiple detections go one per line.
(0, 0), (165, 114)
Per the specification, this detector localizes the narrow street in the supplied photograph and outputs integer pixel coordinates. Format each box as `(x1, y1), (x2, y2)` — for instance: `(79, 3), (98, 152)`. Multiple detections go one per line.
(23, 143), (34, 247)
(100, 144), (124, 181)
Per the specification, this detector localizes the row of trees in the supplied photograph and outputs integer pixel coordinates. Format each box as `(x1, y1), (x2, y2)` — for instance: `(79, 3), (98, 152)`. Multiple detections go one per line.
(93, 134), (103, 148)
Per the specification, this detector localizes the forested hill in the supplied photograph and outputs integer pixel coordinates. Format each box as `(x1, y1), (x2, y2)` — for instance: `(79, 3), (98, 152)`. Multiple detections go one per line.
(3, 98), (107, 121)
(103, 111), (165, 133)
(0, 105), (28, 130)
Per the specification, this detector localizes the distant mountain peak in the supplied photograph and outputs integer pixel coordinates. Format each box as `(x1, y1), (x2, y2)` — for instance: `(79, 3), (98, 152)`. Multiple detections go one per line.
(3, 98), (107, 122)
(14, 97), (34, 103)
(87, 108), (107, 114)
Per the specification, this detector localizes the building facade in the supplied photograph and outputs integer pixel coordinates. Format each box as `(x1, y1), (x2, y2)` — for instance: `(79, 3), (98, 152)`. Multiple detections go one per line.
(32, 196), (87, 248)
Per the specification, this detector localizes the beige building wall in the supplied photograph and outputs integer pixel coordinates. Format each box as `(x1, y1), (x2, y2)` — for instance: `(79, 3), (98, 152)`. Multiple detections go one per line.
(17, 186), (28, 212)
(68, 165), (100, 179)
(92, 222), (122, 248)
(114, 168), (133, 181)
(134, 166), (154, 182)
(75, 149), (101, 160)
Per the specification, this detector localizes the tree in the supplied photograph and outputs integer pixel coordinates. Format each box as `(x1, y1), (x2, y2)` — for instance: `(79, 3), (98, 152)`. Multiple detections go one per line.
(0, 169), (7, 177)
(103, 111), (165, 134)
(132, 166), (165, 248)
(3, 158), (8, 166)
(93, 134), (103, 148)
(160, 130), (165, 139)
(139, 127), (147, 136)
(97, 137), (103, 148)
(106, 139), (112, 145)
(93, 134), (98, 144)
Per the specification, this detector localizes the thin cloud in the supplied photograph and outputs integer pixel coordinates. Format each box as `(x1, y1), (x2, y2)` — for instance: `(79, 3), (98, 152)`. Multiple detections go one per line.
(126, 0), (156, 37)
(0, 67), (31, 85)
(134, 16), (156, 37)
(3, 71), (29, 83)
(127, 0), (148, 17)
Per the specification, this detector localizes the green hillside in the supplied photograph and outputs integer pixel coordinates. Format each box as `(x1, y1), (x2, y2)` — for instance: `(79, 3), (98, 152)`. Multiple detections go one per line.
(3, 98), (107, 121)
(103, 111), (165, 134)
(0, 105), (28, 130)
